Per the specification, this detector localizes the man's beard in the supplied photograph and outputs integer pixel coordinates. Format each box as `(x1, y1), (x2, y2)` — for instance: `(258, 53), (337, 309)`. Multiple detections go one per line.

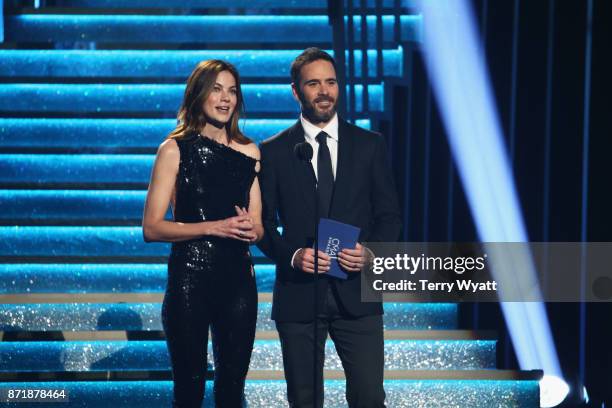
(299, 91), (337, 124)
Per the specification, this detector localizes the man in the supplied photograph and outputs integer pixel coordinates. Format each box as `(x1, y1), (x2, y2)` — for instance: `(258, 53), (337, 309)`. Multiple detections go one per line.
(257, 47), (402, 408)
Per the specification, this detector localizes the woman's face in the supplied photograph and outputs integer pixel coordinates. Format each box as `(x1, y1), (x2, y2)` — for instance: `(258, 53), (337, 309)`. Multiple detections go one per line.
(203, 70), (238, 125)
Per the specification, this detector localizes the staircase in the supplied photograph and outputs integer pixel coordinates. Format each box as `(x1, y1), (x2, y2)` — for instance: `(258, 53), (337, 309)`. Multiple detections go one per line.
(0, 1), (540, 406)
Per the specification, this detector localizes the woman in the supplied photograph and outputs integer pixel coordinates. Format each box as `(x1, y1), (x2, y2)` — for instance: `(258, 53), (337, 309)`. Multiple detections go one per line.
(142, 59), (263, 407)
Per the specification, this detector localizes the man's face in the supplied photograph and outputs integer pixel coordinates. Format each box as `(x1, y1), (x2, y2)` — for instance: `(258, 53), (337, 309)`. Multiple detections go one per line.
(292, 59), (339, 125)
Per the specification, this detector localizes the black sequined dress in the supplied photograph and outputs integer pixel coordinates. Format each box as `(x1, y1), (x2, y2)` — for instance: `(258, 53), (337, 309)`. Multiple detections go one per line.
(162, 133), (258, 408)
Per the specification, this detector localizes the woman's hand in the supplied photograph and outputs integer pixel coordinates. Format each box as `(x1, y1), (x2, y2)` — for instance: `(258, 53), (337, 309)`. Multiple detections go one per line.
(233, 206), (260, 243)
(210, 207), (256, 242)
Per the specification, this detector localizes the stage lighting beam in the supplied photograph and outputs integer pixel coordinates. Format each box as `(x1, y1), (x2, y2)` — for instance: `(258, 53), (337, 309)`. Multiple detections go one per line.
(415, 1), (568, 406)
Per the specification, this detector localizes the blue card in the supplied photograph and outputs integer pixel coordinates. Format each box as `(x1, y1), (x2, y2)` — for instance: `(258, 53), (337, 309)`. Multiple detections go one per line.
(317, 218), (361, 280)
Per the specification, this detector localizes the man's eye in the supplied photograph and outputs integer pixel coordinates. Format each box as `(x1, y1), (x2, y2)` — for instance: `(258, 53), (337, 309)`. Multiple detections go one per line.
(230, 89), (237, 94)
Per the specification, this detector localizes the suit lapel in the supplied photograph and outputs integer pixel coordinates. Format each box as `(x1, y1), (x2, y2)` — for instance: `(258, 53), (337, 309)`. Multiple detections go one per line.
(329, 119), (354, 218)
(288, 121), (317, 218)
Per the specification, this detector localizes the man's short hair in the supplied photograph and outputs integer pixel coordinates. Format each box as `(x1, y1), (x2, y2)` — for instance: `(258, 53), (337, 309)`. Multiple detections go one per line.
(290, 47), (337, 86)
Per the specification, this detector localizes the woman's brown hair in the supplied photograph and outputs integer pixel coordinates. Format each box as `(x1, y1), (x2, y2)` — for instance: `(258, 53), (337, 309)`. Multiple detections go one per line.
(167, 59), (250, 144)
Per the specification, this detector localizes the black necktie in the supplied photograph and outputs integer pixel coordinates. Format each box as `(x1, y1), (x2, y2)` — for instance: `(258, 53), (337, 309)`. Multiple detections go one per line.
(316, 131), (334, 218)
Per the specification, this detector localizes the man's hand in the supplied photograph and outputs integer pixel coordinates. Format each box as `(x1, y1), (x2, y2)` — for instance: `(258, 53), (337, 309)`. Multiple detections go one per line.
(338, 243), (369, 272)
(293, 248), (331, 274)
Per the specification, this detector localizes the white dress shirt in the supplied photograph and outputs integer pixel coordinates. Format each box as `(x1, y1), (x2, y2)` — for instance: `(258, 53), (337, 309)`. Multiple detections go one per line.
(300, 113), (339, 180)
(290, 113), (339, 267)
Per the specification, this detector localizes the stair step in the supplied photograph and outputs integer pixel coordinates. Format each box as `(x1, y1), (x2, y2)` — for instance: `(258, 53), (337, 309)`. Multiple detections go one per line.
(0, 49), (402, 79)
(0, 378), (541, 407)
(0, 154), (155, 186)
(0, 226), (264, 259)
(21, 0), (415, 9)
(0, 294), (458, 336)
(0, 83), (382, 114)
(5, 15), (421, 45)
(0, 190), (157, 223)
(0, 369), (543, 381)
(0, 337), (496, 372)
(255, 369), (541, 381)
(1, 330), (486, 341)
(0, 263), (276, 293)
(0, 292), (237, 303)
(0, 118), (370, 152)
(254, 330), (493, 341)
(0, 297), (457, 331)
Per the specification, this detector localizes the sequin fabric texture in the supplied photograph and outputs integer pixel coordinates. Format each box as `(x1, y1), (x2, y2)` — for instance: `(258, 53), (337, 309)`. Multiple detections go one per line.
(162, 133), (258, 408)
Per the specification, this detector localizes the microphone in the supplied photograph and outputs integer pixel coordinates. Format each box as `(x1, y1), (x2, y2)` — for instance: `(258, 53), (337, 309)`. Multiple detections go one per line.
(294, 142), (313, 162)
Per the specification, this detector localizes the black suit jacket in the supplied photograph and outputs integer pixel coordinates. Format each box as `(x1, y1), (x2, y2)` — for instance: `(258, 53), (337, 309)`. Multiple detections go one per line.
(257, 118), (402, 322)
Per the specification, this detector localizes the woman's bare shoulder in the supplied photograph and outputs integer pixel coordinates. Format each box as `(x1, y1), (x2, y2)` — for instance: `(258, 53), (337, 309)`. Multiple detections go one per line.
(157, 138), (180, 157)
(235, 140), (260, 161)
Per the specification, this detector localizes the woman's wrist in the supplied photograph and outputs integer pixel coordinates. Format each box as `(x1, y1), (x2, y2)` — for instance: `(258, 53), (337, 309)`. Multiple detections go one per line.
(201, 220), (218, 237)
(253, 224), (264, 243)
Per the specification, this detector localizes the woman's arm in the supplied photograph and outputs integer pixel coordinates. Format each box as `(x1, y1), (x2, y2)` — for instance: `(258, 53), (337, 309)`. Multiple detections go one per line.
(244, 143), (264, 243)
(142, 139), (253, 243)
(247, 179), (264, 243)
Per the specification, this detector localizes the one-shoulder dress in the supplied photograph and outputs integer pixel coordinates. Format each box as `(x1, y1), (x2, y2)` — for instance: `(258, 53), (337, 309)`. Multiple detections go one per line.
(162, 133), (258, 408)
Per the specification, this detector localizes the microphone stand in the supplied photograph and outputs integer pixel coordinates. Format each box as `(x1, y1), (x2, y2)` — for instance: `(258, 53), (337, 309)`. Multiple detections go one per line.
(294, 142), (320, 408)
(312, 178), (320, 408)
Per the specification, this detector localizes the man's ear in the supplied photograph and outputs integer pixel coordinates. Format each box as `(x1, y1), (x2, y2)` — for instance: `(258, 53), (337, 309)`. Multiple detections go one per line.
(291, 82), (301, 103)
